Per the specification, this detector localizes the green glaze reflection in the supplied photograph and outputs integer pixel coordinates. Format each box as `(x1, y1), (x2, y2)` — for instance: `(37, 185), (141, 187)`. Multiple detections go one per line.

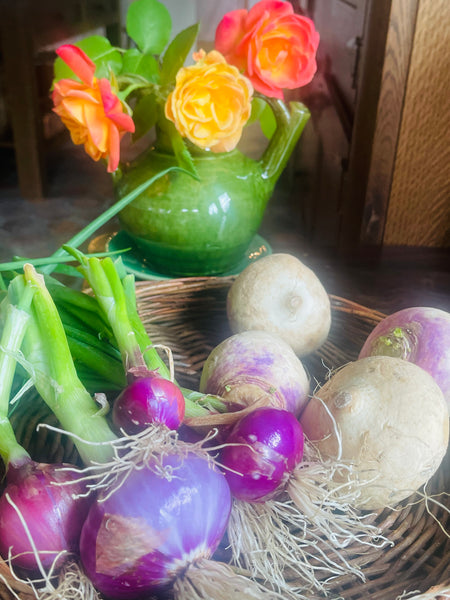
(115, 101), (310, 277)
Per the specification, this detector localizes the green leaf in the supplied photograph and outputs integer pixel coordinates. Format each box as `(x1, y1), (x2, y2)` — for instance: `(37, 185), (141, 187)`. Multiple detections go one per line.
(122, 49), (160, 82)
(132, 94), (159, 140)
(77, 36), (122, 78)
(259, 102), (277, 139)
(158, 118), (198, 178)
(53, 35), (122, 82)
(160, 23), (200, 86)
(126, 0), (172, 55)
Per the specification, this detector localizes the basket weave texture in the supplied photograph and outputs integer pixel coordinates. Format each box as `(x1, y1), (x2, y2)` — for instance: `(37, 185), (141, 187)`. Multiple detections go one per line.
(1, 276), (449, 600)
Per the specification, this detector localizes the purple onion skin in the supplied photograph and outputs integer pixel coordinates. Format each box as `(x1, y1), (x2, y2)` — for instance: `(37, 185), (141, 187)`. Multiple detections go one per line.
(79, 453), (231, 599)
(220, 407), (304, 503)
(112, 375), (185, 434)
(358, 307), (450, 413)
(0, 460), (91, 571)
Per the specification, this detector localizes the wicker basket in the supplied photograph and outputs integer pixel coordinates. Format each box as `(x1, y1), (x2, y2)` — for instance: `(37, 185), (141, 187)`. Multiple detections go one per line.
(1, 277), (449, 600)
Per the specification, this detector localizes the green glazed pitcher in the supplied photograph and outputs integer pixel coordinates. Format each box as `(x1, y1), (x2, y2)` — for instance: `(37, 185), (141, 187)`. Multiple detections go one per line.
(114, 100), (310, 277)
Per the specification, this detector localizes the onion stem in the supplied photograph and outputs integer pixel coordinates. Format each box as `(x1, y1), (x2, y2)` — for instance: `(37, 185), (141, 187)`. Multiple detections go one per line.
(22, 264), (117, 465)
(0, 275), (35, 467)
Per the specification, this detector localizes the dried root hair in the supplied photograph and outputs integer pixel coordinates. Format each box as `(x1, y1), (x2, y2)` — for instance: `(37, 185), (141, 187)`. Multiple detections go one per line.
(40, 423), (220, 501)
(227, 495), (373, 599)
(287, 438), (389, 548)
(173, 559), (285, 600)
(396, 586), (450, 600)
(38, 561), (100, 600)
(226, 437), (391, 598)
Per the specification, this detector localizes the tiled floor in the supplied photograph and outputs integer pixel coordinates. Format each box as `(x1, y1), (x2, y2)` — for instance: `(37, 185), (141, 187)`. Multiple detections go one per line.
(0, 134), (449, 314)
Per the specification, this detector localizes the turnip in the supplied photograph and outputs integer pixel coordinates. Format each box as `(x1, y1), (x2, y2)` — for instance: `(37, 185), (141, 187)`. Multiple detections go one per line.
(226, 253), (331, 357)
(358, 306), (450, 414)
(199, 330), (310, 419)
(300, 356), (449, 510)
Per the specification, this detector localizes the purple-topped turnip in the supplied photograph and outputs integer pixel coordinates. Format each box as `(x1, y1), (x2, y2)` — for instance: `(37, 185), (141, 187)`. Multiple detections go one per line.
(199, 330), (310, 418)
(358, 306), (450, 414)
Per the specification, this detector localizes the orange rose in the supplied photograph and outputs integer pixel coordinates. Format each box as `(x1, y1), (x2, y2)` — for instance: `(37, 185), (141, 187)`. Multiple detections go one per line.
(164, 50), (253, 153)
(52, 45), (135, 172)
(215, 0), (319, 99)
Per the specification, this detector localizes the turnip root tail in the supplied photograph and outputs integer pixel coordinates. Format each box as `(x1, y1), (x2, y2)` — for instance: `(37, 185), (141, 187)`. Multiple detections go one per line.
(173, 559), (285, 600)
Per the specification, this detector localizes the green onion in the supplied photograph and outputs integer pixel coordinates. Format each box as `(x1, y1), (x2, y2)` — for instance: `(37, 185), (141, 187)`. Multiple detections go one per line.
(63, 247), (228, 417)
(0, 275), (35, 467)
(22, 264), (117, 465)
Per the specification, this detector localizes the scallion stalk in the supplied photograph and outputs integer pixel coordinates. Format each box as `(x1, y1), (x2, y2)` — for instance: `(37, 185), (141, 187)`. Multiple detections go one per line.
(0, 275), (95, 573)
(0, 275), (35, 467)
(22, 264), (117, 465)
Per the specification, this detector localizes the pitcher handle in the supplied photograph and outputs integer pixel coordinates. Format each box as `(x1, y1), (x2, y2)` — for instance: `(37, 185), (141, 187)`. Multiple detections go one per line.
(260, 98), (310, 184)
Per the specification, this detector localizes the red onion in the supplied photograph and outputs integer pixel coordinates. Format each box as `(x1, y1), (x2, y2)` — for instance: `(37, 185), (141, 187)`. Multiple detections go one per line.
(79, 453), (231, 599)
(112, 374), (185, 434)
(220, 407), (304, 502)
(0, 459), (91, 571)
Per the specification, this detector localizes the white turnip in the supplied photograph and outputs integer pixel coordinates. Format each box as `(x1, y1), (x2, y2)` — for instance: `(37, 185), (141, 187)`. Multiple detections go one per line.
(358, 306), (450, 414)
(226, 253), (331, 357)
(199, 330), (310, 417)
(300, 356), (449, 510)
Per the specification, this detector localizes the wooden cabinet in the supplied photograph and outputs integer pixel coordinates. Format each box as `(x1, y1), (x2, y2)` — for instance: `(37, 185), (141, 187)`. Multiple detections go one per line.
(292, 0), (449, 255)
(0, 0), (121, 198)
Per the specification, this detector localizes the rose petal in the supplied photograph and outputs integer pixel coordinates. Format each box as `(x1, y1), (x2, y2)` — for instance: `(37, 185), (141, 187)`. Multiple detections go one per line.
(56, 45), (96, 86)
(215, 10), (247, 57)
(106, 123), (121, 173)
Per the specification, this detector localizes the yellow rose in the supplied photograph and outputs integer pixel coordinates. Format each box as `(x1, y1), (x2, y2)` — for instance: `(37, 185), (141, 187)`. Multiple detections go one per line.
(165, 50), (253, 153)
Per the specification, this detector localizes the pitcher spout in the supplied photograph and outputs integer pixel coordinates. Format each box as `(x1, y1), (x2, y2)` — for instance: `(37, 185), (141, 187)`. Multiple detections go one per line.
(260, 99), (311, 186)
